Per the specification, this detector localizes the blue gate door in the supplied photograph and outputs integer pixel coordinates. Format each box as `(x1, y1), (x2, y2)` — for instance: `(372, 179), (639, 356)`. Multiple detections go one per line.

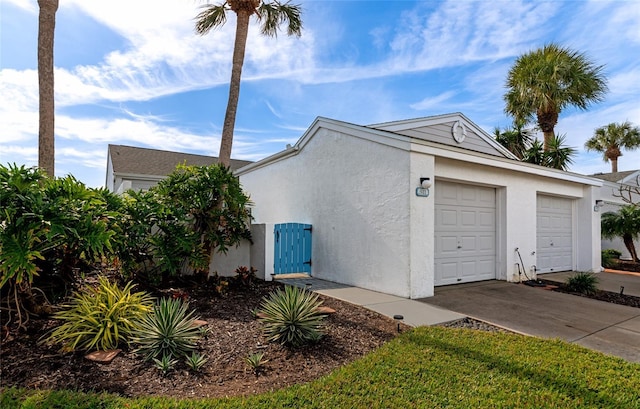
(274, 223), (312, 274)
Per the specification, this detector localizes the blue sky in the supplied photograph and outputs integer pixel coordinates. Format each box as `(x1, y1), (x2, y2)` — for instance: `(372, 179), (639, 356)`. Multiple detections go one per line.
(1, 0), (639, 188)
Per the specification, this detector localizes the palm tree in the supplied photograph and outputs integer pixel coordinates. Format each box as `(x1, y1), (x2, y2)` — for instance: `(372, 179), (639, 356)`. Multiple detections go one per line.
(195, 1), (302, 167)
(522, 135), (576, 171)
(504, 43), (607, 151)
(37, 0), (58, 177)
(601, 205), (640, 262)
(584, 121), (640, 173)
(493, 123), (533, 160)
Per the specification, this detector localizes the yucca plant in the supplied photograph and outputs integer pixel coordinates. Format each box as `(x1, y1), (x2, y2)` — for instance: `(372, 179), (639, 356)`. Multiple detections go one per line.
(565, 272), (600, 295)
(244, 352), (268, 374)
(185, 352), (208, 372)
(153, 353), (178, 374)
(132, 297), (202, 361)
(44, 277), (153, 351)
(258, 285), (326, 347)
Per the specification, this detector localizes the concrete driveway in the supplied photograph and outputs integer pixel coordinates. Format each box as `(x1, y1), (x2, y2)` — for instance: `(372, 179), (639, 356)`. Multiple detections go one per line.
(421, 280), (640, 363)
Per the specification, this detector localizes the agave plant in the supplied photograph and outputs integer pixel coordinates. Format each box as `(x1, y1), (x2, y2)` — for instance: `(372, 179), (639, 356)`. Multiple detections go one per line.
(185, 352), (208, 372)
(258, 285), (326, 347)
(44, 277), (153, 351)
(132, 297), (202, 361)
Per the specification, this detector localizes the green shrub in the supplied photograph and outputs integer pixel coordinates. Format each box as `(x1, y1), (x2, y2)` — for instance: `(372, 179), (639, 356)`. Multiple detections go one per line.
(132, 297), (202, 361)
(44, 277), (153, 351)
(258, 285), (326, 347)
(245, 352), (268, 374)
(153, 354), (178, 375)
(565, 272), (599, 295)
(185, 352), (208, 372)
(601, 249), (621, 269)
(602, 248), (622, 258)
(0, 164), (127, 327)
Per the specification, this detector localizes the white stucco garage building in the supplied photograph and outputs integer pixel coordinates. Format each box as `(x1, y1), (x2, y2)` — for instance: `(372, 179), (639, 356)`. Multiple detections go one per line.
(237, 113), (603, 299)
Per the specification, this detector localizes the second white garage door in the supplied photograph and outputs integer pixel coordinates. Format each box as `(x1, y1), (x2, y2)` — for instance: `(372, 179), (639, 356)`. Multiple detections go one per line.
(435, 181), (496, 286)
(537, 195), (573, 273)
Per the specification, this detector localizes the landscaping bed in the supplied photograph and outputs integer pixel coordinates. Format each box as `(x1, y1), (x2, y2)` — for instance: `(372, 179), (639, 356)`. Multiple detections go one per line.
(1, 278), (412, 399)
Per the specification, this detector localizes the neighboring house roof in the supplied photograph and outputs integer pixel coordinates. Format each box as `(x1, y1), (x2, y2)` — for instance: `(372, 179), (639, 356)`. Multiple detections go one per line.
(108, 144), (253, 176)
(591, 170), (640, 185)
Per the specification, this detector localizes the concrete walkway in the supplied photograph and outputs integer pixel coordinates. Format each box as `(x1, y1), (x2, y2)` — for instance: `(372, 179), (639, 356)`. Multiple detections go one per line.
(279, 273), (640, 363)
(279, 276), (465, 327)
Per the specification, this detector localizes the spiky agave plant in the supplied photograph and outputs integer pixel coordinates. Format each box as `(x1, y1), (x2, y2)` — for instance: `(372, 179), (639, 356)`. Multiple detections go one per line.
(132, 297), (202, 361)
(258, 285), (326, 347)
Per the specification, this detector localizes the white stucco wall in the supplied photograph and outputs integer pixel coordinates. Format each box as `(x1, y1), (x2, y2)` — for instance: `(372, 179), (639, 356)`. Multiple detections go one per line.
(240, 126), (414, 297)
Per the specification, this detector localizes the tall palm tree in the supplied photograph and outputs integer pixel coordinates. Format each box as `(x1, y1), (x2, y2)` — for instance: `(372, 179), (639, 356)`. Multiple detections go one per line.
(37, 0), (58, 177)
(601, 205), (640, 262)
(584, 121), (640, 173)
(504, 43), (607, 151)
(195, 1), (302, 167)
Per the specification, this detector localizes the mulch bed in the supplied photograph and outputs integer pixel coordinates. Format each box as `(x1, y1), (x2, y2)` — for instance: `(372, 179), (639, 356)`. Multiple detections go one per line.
(1, 279), (413, 399)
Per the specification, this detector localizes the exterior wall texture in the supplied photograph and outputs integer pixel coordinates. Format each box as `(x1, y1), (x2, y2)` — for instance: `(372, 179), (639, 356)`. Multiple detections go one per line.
(240, 127), (413, 297)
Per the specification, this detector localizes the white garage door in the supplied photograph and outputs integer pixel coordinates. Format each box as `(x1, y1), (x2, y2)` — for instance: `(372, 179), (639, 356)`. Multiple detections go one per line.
(536, 195), (573, 273)
(435, 181), (496, 286)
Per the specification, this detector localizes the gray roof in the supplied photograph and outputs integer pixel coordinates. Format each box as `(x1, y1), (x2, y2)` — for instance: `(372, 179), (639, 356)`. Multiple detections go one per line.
(590, 170), (639, 183)
(108, 144), (252, 176)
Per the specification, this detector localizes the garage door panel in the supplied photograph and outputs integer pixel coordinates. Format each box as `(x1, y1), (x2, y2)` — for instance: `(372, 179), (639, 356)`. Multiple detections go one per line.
(435, 181), (496, 286)
(537, 195), (573, 273)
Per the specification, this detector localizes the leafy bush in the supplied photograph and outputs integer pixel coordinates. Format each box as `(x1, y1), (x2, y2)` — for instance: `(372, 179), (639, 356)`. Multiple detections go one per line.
(565, 272), (599, 295)
(258, 285), (326, 347)
(233, 266), (257, 288)
(602, 249), (622, 258)
(117, 164), (253, 285)
(132, 297), (203, 361)
(44, 277), (153, 351)
(0, 164), (126, 327)
(601, 249), (621, 269)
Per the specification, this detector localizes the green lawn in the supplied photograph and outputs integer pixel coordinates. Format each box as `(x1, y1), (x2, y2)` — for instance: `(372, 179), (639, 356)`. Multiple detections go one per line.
(3, 327), (639, 408)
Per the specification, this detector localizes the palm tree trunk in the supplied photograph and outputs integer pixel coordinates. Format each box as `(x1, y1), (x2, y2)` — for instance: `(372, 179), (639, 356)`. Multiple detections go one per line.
(37, 0), (58, 178)
(623, 234), (638, 262)
(611, 157), (618, 173)
(218, 9), (251, 167)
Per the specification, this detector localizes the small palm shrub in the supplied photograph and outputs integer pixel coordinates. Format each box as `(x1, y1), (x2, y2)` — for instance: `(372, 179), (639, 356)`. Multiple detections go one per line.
(565, 272), (599, 295)
(258, 285), (326, 347)
(44, 277), (153, 351)
(132, 297), (203, 361)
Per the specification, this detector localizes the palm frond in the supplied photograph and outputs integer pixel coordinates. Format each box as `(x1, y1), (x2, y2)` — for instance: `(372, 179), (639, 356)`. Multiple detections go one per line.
(195, 3), (229, 35)
(257, 1), (302, 37)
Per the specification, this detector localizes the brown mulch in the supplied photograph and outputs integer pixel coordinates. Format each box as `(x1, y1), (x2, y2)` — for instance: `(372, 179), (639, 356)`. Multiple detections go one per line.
(0, 279), (413, 399)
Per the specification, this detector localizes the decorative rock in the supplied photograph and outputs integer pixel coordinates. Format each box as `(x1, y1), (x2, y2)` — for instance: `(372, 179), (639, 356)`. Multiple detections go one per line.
(192, 319), (208, 327)
(85, 349), (121, 364)
(316, 306), (336, 314)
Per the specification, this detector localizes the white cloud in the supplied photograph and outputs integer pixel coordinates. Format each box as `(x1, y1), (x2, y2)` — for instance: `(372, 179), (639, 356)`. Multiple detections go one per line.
(410, 91), (457, 111)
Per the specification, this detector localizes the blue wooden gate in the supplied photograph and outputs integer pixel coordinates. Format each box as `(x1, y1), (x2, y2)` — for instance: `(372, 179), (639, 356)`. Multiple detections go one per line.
(274, 223), (312, 274)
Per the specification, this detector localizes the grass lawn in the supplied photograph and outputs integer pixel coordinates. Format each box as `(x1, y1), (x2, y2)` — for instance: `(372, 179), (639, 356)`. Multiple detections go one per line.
(3, 326), (639, 408)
